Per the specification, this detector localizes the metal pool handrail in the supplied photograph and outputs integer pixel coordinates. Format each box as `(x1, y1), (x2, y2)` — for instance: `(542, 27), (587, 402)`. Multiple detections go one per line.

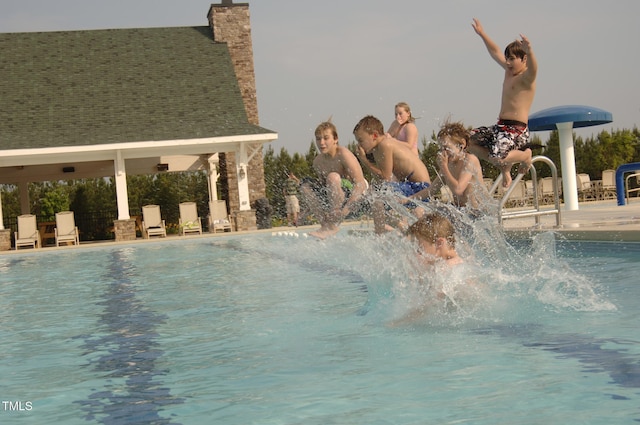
(491, 155), (562, 228)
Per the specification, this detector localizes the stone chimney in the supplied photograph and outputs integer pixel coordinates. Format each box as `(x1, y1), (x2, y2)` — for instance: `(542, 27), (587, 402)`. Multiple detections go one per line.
(208, 1), (258, 125)
(207, 1), (266, 229)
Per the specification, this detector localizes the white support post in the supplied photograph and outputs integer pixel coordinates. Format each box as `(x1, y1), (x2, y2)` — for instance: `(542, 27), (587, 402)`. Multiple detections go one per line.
(207, 154), (219, 202)
(236, 143), (251, 211)
(0, 190), (4, 230)
(114, 150), (131, 220)
(557, 121), (579, 211)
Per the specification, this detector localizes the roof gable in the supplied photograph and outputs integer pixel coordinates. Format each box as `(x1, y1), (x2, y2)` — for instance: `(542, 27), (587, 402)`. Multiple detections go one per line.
(0, 26), (273, 150)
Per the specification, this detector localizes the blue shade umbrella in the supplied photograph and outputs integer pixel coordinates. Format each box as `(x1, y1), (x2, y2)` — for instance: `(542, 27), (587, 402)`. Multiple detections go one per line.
(529, 105), (613, 211)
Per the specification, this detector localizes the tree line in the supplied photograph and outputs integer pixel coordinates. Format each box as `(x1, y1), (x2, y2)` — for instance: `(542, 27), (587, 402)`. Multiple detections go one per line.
(2, 127), (639, 239)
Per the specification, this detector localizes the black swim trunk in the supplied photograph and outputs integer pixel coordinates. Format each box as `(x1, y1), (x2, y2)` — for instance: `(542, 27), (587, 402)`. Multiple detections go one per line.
(471, 119), (530, 159)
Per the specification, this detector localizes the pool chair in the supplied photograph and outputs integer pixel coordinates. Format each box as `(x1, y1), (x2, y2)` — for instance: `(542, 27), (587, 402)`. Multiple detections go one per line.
(55, 211), (80, 246)
(505, 179), (527, 207)
(538, 177), (556, 204)
(576, 173), (597, 201)
(601, 169), (616, 200)
(14, 214), (41, 250)
(209, 200), (232, 233)
(142, 204), (167, 238)
(179, 202), (202, 236)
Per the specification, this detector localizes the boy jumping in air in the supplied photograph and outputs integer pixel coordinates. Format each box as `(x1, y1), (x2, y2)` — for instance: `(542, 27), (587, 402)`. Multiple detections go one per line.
(468, 18), (538, 188)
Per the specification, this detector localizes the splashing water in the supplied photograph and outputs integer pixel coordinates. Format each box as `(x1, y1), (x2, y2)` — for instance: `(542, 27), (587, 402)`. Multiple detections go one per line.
(270, 191), (616, 328)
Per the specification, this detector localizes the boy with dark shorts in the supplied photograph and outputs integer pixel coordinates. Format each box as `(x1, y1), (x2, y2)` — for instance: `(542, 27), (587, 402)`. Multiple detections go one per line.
(468, 18), (538, 188)
(300, 120), (368, 239)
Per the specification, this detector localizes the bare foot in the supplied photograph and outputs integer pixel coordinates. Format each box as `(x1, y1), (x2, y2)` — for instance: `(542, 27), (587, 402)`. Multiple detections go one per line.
(501, 170), (512, 188)
(517, 148), (533, 175)
(309, 225), (340, 240)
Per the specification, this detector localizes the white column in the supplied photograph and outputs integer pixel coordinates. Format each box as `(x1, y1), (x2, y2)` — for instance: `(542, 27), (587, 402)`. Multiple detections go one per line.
(0, 190), (3, 230)
(114, 150), (131, 220)
(236, 143), (250, 211)
(207, 155), (219, 202)
(557, 121), (579, 211)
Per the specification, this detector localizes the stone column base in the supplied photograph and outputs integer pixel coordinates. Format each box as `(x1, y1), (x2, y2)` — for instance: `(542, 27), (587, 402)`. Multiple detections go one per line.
(232, 210), (257, 232)
(0, 229), (12, 251)
(114, 219), (137, 242)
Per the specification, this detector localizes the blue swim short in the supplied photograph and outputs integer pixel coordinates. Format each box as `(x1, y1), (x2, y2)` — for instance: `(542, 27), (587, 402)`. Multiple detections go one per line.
(386, 181), (431, 197)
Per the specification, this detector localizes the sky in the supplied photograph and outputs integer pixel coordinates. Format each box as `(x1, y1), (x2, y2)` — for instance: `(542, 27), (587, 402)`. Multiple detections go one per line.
(2, 0), (639, 154)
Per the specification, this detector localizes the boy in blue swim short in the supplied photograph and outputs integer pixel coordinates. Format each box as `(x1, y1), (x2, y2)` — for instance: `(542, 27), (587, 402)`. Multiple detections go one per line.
(468, 18), (538, 188)
(353, 115), (431, 233)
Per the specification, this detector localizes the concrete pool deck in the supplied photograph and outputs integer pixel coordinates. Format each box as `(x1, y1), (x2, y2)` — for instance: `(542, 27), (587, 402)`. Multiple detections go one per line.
(3, 198), (640, 254)
(501, 198), (640, 241)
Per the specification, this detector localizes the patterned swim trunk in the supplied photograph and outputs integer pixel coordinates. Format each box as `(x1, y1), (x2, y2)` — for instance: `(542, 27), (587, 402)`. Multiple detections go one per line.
(470, 119), (530, 159)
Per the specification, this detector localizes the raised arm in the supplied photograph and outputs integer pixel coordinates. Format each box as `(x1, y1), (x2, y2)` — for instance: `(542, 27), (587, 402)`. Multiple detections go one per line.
(438, 151), (473, 197)
(520, 33), (537, 84)
(471, 18), (506, 69)
(356, 146), (384, 178)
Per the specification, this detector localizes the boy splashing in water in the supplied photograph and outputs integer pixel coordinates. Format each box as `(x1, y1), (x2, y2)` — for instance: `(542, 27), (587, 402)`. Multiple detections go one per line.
(468, 18), (538, 188)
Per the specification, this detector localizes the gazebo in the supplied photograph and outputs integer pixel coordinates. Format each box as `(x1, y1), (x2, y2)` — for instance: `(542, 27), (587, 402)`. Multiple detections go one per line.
(528, 105), (613, 211)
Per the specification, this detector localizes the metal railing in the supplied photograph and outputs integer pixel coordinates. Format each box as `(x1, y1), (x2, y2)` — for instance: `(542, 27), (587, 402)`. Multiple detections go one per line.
(490, 155), (562, 228)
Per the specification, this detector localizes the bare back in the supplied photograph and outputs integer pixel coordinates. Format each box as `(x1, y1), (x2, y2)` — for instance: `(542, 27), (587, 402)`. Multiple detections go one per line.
(372, 136), (430, 183)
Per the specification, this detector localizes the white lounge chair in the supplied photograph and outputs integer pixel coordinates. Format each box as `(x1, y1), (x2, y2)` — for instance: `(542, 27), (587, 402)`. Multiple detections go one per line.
(142, 204), (167, 238)
(14, 214), (41, 249)
(601, 169), (616, 200)
(209, 200), (232, 233)
(539, 177), (555, 204)
(506, 179), (527, 207)
(55, 211), (80, 246)
(179, 202), (202, 236)
(54, 211), (80, 246)
(576, 173), (597, 201)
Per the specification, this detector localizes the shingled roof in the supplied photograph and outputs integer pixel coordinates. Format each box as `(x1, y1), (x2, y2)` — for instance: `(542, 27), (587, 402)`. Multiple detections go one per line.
(0, 26), (274, 151)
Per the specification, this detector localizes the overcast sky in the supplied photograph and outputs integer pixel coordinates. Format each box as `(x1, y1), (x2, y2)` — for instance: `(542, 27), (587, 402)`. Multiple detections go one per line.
(2, 0), (639, 153)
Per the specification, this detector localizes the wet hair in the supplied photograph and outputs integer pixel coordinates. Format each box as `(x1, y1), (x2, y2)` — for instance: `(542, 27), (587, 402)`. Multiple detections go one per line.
(395, 102), (416, 123)
(315, 120), (339, 140)
(353, 115), (384, 135)
(407, 213), (456, 246)
(437, 120), (470, 150)
(504, 40), (526, 60)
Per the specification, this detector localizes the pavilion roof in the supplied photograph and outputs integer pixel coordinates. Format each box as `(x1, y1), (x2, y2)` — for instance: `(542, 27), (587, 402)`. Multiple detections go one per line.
(0, 25), (273, 151)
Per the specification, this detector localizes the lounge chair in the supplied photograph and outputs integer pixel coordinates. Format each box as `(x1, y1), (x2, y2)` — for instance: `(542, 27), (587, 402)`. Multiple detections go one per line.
(576, 173), (597, 201)
(14, 214), (41, 249)
(601, 169), (616, 200)
(209, 200), (232, 233)
(179, 202), (202, 236)
(55, 211), (80, 246)
(539, 177), (555, 204)
(142, 204), (167, 238)
(506, 179), (528, 207)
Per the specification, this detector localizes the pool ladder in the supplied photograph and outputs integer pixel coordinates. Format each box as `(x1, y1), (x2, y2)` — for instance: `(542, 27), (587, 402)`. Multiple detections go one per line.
(490, 155), (562, 228)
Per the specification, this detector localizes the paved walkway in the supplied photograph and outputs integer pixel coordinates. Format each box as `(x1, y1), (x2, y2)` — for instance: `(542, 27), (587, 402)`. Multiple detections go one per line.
(4, 199), (640, 254)
(501, 198), (640, 241)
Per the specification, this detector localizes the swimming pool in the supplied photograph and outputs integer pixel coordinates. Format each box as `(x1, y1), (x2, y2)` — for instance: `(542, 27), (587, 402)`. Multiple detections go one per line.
(1, 225), (639, 424)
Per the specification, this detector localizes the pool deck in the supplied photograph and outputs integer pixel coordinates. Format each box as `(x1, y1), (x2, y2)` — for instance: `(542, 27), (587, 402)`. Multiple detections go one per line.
(501, 198), (640, 241)
(3, 199), (640, 254)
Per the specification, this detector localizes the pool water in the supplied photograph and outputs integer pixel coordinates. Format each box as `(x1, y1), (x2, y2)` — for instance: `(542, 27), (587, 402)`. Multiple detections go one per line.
(1, 225), (640, 424)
